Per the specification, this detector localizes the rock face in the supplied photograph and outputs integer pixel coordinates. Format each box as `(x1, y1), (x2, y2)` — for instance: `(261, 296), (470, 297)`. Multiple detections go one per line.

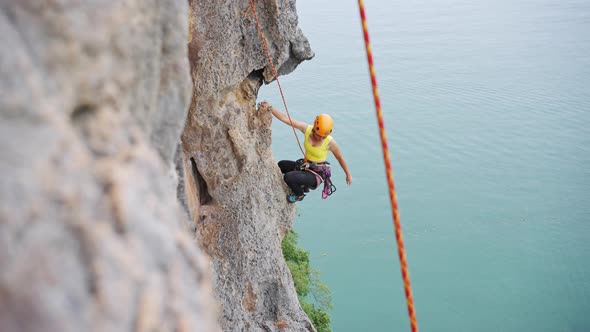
(0, 1), (218, 331)
(0, 0), (314, 331)
(182, 0), (314, 331)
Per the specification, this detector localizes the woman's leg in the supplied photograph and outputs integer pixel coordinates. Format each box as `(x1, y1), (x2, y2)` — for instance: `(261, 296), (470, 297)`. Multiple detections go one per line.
(283, 171), (317, 196)
(278, 160), (298, 174)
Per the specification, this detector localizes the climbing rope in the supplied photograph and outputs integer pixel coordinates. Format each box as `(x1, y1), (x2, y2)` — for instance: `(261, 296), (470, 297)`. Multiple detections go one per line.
(357, 1), (419, 332)
(249, 0), (305, 157)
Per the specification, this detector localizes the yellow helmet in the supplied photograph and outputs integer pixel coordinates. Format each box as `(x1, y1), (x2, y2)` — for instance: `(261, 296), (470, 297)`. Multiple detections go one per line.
(313, 114), (333, 137)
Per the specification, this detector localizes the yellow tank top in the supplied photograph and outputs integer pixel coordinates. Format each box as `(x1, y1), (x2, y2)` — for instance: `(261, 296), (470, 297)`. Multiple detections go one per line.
(304, 125), (333, 162)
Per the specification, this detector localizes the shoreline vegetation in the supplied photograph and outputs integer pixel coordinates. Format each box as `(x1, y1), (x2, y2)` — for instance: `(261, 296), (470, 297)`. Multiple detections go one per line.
(282, 230), (333, 332)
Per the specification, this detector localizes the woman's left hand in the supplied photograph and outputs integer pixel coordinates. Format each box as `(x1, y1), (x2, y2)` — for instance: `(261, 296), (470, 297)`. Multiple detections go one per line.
(258, 100), (271, 111)
(346, 174), (352, 185)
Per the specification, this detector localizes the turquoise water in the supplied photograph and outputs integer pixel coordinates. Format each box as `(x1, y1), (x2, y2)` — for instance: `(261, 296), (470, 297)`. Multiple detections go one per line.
(259, 1), (590, 331)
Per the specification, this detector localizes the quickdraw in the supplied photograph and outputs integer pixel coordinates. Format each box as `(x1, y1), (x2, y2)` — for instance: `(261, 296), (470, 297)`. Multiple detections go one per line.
(295, 159), (337, 199)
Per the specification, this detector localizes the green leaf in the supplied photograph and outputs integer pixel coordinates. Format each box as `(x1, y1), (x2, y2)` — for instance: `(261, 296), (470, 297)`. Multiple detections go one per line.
(281, 230), (333, 332)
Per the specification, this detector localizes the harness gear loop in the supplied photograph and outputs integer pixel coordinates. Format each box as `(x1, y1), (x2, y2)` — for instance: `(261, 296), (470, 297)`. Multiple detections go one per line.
(249, 0), (305, 157)
(295, 159), (336, 199)
(358, 1), (419, 331)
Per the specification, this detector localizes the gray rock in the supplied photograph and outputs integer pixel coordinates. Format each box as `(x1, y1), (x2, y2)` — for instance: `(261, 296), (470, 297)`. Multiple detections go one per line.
(182, 1), (315, 331)
(0, 1), (218, 331)
(0, 0), (316, 330)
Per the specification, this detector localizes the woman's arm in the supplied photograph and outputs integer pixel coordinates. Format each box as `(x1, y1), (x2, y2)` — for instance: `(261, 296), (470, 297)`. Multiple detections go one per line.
(259, 100), (307, 133)
(329, 140), (352, 185)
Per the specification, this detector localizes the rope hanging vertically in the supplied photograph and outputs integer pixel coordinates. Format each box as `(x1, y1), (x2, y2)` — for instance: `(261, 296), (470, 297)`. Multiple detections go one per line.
(356, 1), (419, 332)
(249, 0), (305, 156)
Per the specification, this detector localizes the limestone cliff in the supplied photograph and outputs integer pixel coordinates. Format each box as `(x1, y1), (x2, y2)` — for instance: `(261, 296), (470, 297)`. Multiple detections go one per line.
(182, 0), (315, 331)
(0, 1), (221, 331)
(0, 0), (313, 331)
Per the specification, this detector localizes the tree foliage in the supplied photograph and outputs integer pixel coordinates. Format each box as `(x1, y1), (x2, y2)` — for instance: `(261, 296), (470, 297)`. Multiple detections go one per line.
(282, 230), (333, 332)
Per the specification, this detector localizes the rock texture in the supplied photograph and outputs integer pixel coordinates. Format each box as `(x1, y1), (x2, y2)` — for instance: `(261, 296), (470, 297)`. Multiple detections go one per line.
(0, 1), (218, 331)
(182, 0), (314, 331)
(0, 0), (314, 330)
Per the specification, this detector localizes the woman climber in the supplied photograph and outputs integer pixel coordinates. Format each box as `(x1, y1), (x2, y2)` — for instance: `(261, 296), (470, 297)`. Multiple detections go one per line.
(259, 100), (352, 203)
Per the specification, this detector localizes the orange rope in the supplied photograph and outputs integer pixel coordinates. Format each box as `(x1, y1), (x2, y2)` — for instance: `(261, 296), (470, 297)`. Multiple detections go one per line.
(249, 0), (305, 157)
(357, 1), (419, 331)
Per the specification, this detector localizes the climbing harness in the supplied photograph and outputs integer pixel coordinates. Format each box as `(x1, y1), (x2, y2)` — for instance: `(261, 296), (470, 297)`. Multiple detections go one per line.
(319, 169), (336, 199)
(295, 159), (336, 199)
(357, 1), (419, 331)
(249, 0), (305, 157)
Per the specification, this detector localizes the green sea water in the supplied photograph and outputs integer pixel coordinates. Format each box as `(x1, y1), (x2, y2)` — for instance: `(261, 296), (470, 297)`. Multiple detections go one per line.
(259, 0), (590, 331)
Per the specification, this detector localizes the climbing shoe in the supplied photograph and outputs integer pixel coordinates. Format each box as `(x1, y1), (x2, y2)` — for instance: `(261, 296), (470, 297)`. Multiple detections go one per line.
(287, 193), (305, 203)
